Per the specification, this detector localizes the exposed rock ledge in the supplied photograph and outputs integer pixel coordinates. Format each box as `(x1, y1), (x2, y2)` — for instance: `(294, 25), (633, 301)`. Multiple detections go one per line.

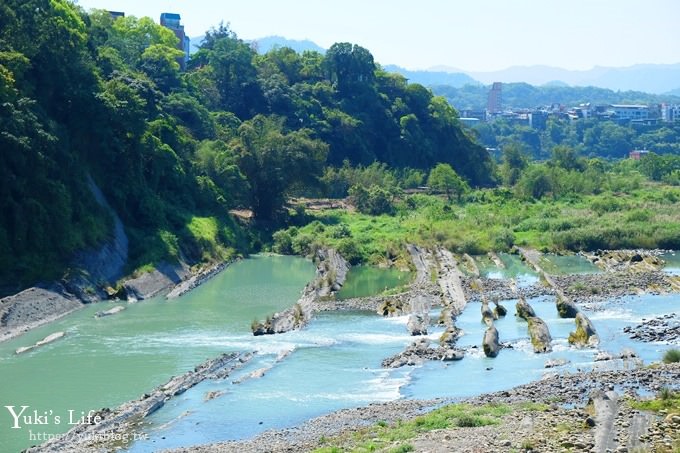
(166, 260), (235, 299)
(28, 352), (254, 453)
(252, 248), (349, 335)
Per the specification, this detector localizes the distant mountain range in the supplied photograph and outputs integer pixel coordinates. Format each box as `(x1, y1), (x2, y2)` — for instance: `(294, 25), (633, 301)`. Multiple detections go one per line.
(251, 35), (325, 54)
(430, 63), (680, 95)
(188, 35), (324, 55)
(188, 35), (680, 95)
(382, 65), (477, 88)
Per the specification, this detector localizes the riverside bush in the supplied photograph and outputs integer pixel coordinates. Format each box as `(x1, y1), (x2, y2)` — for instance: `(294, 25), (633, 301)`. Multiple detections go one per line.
(663, 349), (680, 363)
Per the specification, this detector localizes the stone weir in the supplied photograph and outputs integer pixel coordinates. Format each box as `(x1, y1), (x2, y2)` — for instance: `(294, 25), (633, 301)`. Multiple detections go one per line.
(252, 248), (349, 335)
(28, 352), (254, 453)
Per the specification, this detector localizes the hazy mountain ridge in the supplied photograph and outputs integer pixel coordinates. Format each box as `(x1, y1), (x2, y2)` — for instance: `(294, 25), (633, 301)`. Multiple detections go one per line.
(190, 35), (680, 95)
(383, 65), (478, 88)
(189, 35), (325, 55)
(251, 35), (325, 54)
(431, 63), (680, 95)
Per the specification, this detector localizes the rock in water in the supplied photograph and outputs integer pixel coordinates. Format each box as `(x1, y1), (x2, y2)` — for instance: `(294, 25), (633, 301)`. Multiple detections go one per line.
(516, 297), (536, 320)
(481, 301), (496, 326)
(527, 317), (552, 353)
(556, 292), (579, 318)
(94, 305), (126, 318)
(407, 313), (429, 336)
(15, 331), (66, 354)
(439, 326), (461, 347)
(569, 312), (599, 347)
(545, 358), (570, 368)
(377, 299), (405, 317)
(483, 325), (500, 358)
(493, 301), (507, 318)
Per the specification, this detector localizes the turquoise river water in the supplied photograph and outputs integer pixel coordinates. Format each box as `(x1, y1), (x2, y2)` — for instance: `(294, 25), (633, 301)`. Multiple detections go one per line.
(0, 254), (678, 452)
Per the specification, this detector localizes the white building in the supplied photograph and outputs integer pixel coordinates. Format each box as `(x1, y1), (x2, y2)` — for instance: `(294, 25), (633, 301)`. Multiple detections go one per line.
(661, 103), (680, 123)
(608, 104), (650, 120)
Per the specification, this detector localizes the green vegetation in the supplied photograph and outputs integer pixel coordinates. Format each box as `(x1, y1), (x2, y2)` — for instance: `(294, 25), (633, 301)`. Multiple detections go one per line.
(469, 113), (680, 162)
(275, 181), (680, 264)
(663, 349), (680, 364)
(0, 1), (490, 292)
(630, 388), (680, 413)
(433, 82), (680, 112)
(3, 1), (679, 295)
(311, 403), (510, 453)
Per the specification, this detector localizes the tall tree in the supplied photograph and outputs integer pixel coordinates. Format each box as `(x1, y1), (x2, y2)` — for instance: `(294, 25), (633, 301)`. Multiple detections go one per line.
(428, 163), (468, 201)
(231, 115), (328, 219)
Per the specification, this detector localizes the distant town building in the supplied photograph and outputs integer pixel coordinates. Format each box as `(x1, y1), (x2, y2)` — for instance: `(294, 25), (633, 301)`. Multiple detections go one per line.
(608, 104), (650, 121)
(528, 111), (549, 129)
(460, 109), (487, 122)
(487, 82), (502, 114)
(160, 13), (191, 69)
(108, 11), (125, 19)
(661, 103), (680, 123)
(629, 149), (650, 160)
(459, 117), (481, 127)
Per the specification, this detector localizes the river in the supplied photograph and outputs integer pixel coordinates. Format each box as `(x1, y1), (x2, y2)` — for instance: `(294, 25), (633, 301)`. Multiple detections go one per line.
(0, 254), (678, 452)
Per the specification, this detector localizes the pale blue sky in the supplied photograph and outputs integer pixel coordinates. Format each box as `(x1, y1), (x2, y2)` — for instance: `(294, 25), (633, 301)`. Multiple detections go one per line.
(74, 0), (680, 72)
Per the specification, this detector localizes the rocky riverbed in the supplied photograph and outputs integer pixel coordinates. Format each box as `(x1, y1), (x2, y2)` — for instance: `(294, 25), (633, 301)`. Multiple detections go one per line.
(166, 363), (680, 453)
(624, 313), (680, 344)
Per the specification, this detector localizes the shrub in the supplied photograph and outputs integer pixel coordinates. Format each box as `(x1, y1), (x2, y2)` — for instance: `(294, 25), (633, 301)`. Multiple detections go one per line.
(337, 238), (364, 264)
(625, 209), (653, 222)
(492, 228), (515, 252)
(663, 348), (680, 363)
(590, 196), (622, 215)
(272, 229), (295, 254)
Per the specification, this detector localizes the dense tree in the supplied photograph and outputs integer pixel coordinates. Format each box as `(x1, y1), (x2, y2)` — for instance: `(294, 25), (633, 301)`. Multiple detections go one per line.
(500, 143), (529, 186)
(231, 115), (328, 219)
(427, 164), (468, 201)
(0, 2), (498, 290)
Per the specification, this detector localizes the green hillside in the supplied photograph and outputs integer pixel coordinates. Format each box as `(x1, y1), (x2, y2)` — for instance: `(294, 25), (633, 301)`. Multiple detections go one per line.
(0, 1), (492, 291)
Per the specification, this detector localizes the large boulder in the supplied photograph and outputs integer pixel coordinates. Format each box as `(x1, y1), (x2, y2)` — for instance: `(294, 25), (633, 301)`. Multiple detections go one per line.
(556, 292), (579, 318)
(377, 298), (405, 317)
(527, 317), (552, 353)
(481, 301), (496, 326)
(516, 297), (536, 320)
(493, 301), (508, 318)
(407, 313), (429, 336)
(483, 325), (500, 358)
(568, 312), (599, 347)
(439, 325), (461, 347)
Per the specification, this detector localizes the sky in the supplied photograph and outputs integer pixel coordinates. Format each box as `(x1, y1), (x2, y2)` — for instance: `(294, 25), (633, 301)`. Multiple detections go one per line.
(74, 0), (680, 72)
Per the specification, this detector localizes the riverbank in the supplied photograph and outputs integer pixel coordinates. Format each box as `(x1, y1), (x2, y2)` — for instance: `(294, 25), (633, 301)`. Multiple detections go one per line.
(168, 363), (680, 453)
(0, 259), (235, 345)
(20, 248), (680, 452)
(0, 285), (82, 344)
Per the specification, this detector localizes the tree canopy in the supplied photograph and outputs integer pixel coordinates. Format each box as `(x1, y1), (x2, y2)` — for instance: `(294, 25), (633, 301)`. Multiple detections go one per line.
(0, 2), (494, 291)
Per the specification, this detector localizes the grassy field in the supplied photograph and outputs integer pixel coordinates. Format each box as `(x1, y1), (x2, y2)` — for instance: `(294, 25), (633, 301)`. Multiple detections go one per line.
(273, 183), (680, 265)
(312, 403), (511, 453)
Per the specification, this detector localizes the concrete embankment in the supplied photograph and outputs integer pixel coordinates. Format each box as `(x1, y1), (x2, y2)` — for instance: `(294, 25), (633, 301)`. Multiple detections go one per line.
(29, 352), (254, 453)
